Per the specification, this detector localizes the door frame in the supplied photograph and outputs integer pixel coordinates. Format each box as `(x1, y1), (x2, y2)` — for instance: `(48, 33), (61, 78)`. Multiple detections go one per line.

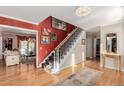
(0, 24), (39, 68)
(94, 37), (100, 58)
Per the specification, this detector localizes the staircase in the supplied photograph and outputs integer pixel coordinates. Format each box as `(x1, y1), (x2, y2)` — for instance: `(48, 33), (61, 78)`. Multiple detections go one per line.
(41, 27), (84, 74)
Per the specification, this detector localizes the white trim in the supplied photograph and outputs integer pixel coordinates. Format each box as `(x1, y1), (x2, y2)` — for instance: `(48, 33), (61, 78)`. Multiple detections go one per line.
(104, 65), (124, 72)
(0, 14), (38, 25)
(0, 34), (2, 60)
(0, 24), (37, 32)
(36, 31), (39, 68)
(0, 24), (39, 68)
(99, 62), (124, 72)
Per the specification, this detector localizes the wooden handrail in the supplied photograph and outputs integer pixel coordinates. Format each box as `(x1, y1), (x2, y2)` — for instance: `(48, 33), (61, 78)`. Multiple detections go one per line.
(55, 27), (78, 50)
(41, 27), (78, 64)
(41, 50), (55, 64)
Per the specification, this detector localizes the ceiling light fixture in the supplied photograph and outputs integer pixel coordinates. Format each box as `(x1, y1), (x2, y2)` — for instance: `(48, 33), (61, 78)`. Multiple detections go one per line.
(76, 6), (91, 17)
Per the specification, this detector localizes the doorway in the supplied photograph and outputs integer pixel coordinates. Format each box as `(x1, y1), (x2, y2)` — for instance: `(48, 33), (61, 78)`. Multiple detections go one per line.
(0, 25), (38, 68)
(86, 30), (101, 63)
(94, 38), (100, 59)
(19, 37), (36, 63)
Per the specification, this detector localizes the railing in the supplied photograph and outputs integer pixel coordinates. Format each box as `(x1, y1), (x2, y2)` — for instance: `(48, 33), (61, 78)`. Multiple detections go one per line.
(41, 27), (82, 74)
(58, 28), (82, 61)
(55, 27), (78, 50)
(41, 27), (78, 64)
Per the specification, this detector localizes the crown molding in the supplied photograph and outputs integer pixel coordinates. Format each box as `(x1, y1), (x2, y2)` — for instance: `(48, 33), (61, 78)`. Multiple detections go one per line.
(0, 24), (37, 32)
(0, 14), (38, 25)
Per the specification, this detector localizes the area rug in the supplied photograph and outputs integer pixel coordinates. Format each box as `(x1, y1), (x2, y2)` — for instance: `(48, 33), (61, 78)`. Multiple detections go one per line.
(55, 68), (102, 86)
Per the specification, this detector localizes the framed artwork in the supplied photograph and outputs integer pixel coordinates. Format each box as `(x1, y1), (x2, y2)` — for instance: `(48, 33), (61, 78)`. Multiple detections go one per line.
(42, 28), (51, 35)
(41, 36), (50, 44)
(52, 17), (67, 31)
(51, 32), (57, 41)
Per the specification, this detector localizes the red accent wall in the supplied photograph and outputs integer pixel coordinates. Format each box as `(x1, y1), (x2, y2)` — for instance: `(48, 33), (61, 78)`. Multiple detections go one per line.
(38, 16), (76, 64)
(0, 16), (76, 65)
(0, 16), (37, 30)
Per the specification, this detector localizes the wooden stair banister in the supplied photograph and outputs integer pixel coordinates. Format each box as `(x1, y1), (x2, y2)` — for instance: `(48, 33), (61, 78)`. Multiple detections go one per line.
(55, 27), (78, 50)
(41, 27), (78, 64)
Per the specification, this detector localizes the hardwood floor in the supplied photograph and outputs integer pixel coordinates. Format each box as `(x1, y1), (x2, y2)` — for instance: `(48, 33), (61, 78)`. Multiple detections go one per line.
(85, 59), (124, 86)
(0, 59), (123, 86)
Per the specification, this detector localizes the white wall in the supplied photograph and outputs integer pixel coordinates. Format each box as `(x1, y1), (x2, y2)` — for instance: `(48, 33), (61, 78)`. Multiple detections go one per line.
(60, 31), (86, 70)
(100, 22), (124, 71)
(0, 32), (2, 59)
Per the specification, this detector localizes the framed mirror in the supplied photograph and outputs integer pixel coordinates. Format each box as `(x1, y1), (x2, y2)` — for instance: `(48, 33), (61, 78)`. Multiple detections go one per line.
(106, 33), (117, 53)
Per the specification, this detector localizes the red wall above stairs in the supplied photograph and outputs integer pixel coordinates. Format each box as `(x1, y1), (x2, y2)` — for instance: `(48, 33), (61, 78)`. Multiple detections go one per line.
(38, 16), (76, 64)
(0, 16), (76, 65)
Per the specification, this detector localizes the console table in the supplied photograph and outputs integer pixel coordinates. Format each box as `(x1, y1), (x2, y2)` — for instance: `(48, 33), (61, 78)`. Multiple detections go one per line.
(101, 52), (121, 71)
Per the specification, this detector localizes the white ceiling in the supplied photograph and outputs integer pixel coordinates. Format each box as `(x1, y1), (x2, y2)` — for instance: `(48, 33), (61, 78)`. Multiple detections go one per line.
(0, 6), (124, 30)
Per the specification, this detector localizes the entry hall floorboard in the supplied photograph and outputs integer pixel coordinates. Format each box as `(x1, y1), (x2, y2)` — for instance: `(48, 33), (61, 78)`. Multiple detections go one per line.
(0, 60), (123, 86)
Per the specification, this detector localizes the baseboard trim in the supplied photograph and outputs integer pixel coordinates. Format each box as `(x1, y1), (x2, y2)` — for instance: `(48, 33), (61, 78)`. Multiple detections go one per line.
(105, 65), (124, 72)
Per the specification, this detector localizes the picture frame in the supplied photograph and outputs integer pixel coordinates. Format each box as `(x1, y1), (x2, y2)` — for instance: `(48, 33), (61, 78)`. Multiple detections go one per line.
(42, 28), (50, 35)
(51, 32), (57, 41)
(41, 35), (50, 44)
(52, 17), (67, 31)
